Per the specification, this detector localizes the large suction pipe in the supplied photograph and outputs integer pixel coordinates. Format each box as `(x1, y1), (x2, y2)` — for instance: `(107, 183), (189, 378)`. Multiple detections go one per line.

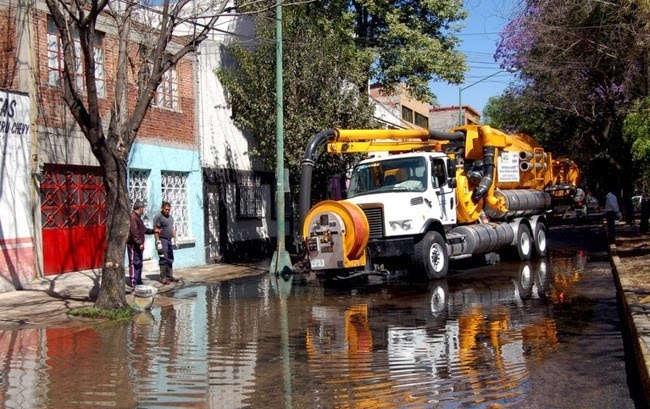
(472, 145), (496, 201)
(299, 129), (336, 227)
(430, 129), (466, 141)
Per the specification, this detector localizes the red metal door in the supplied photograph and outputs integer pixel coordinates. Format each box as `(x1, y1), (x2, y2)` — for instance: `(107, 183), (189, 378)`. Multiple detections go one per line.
(40, 165), (107, 275)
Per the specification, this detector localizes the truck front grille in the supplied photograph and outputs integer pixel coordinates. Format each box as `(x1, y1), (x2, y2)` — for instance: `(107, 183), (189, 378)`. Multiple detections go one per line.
(362, 207), (384, 238)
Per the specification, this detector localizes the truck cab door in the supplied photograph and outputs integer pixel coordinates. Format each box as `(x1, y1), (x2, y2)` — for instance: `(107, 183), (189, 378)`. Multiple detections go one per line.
(431, 157), (457, 223)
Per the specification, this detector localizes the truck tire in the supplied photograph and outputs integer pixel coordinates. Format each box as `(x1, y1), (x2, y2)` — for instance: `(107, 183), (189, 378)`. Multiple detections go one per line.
(414, 231), (449, 280)
(514, 224), (533, 261)
(533, 222), (548, 258)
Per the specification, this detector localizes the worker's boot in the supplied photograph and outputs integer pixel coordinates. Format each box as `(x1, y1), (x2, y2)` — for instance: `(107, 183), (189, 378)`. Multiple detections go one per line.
(168, 265), (179, 282)
(159, 264), (170, 284)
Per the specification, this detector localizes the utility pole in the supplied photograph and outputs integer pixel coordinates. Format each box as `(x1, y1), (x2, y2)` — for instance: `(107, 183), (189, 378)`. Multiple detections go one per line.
(270, 1), (293, 275)
(458, 70), (504, 126)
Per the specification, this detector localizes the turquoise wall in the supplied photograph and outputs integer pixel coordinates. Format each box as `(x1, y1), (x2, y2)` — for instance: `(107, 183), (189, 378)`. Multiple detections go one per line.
(128, 142), (205, 269)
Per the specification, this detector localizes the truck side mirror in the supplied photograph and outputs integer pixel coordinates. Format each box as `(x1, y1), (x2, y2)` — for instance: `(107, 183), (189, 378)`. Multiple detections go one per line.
(447, 159), (457, 188)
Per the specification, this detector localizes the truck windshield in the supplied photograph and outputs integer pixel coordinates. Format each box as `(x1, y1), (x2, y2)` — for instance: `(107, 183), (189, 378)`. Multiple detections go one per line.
(348, 156), (428, 198)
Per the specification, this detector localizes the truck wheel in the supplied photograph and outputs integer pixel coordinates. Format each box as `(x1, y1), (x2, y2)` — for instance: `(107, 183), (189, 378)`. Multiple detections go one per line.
(533, 222), (548, 258)
(414, 231), (449, 280)
(514, 224), (532, 261)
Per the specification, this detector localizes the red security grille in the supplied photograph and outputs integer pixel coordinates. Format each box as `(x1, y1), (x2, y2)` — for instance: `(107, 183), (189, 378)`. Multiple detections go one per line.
(40, 165), (107, 275)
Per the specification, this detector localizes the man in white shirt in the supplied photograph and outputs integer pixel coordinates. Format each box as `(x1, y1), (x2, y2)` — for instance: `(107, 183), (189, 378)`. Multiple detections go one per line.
(604, 190), (620, 242)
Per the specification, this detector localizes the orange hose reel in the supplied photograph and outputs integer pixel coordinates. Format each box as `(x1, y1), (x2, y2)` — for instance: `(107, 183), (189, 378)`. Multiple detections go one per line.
(303, 200), (369, 262)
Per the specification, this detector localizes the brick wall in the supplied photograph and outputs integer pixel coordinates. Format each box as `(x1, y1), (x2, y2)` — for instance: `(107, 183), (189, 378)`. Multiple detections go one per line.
(139, 58), (195, 145)
(0, 8), (17, 89)
(23, 8), (195, 146)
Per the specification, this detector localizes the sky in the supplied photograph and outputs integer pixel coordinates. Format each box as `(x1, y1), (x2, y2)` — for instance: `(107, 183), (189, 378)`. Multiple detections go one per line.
(430, 0), (518, 116)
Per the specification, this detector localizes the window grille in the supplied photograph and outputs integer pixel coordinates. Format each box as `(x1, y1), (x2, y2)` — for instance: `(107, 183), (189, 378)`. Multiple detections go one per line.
(40, 166), (106, 228)
(161, 171), (190, 238)
(237, 175), (263, 219)
(47, 19), (105, 96)
(155, 67), (179, 110)
(128, 169), (151, 225)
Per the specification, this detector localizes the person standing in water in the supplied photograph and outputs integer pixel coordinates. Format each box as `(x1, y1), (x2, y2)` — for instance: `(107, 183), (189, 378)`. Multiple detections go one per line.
(153, 201), (178, 284)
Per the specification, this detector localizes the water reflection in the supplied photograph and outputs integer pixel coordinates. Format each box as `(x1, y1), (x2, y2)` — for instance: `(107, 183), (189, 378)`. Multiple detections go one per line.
(305, 259), (557, 408)
(0, 255), (595, 408)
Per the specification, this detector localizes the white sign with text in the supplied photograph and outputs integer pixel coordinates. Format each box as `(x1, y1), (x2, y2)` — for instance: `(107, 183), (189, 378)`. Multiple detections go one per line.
(1, 89), (32, 239)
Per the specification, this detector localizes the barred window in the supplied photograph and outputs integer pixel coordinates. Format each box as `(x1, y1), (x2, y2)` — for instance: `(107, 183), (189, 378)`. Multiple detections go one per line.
(161, 171), (190, 238)
(155, 66), (179, 110)
(237, 175), (263, 219)
(128, 169), (151, 225)
(47, 19), (105, 96)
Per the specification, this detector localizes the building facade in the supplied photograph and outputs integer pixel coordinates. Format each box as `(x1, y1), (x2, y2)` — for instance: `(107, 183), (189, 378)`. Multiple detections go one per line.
(429, 105), (481, 132)
(370, 84), (430, 130)
(0, 0), (205, 292)
(195, 16), (289, 263)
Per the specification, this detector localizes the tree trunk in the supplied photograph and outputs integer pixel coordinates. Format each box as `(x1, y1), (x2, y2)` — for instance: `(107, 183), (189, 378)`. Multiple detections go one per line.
(95, 154), (130, 310)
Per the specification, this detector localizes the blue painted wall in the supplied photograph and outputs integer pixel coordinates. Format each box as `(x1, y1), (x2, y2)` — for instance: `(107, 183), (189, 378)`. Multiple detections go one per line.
(128, 141), (205, 269)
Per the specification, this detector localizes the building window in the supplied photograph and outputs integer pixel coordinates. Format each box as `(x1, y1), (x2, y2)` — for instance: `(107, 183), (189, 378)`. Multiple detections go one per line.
(128, 169), (151, 225)
(415, 112), (429, 129)
(237, 175), (263, 219)
(155, 66), (179, 110)
(47, 19), (105, 96)
(161, 171), (190, 238)
(401, 106), (414, 123)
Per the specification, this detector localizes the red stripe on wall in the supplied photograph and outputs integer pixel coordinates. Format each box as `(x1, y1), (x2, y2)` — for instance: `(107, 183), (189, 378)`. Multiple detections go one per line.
(0, 245), (35, 280)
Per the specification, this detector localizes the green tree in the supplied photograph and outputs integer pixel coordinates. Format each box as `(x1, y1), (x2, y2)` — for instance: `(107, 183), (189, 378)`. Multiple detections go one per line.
(44, 0), (242, 309)
(218, 6), (377, 204)
(623, 97), (650, 183)
(315, 0), (468, 102)
(219, 1), (469, 204)
(483, 85), (548, 137)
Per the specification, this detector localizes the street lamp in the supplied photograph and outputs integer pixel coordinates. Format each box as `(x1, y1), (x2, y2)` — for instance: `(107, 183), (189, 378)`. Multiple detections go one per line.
(458, 70), (504, 126)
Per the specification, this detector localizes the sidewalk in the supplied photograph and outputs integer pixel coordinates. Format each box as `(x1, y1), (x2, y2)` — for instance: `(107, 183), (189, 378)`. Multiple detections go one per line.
(609, 222), (650, 405)
(0, 259), (269, 329)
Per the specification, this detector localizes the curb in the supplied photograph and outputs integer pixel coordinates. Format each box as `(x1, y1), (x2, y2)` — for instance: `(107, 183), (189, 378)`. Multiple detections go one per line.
(608, 230), (650, 405)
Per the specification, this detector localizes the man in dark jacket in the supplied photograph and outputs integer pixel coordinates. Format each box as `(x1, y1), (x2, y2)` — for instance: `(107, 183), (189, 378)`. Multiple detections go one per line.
(127, 201), (159, 287)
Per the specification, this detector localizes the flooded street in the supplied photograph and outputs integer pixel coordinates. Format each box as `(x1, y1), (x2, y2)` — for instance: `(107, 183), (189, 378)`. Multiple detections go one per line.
(0, 225), (639, 408)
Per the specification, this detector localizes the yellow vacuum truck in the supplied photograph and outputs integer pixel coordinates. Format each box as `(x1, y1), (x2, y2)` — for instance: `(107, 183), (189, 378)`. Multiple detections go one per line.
(298, 125), (568, 280)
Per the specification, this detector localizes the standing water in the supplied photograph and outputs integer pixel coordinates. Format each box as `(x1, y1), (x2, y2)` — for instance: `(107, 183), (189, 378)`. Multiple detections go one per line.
(0, 248), (627, 408)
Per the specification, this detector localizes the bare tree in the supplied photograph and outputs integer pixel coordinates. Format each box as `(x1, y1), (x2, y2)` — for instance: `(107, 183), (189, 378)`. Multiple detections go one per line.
(43, 0), (231, 309)
(495, 0), (648, 198)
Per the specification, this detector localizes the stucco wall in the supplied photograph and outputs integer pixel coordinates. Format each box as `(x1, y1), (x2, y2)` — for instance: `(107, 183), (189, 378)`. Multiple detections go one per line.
(196, 26), (282, 257)
(128, 142), (205, 269)
(197, 41), (261, 171)
(0, 89), (36, 292)
(429, 109), (460, 132)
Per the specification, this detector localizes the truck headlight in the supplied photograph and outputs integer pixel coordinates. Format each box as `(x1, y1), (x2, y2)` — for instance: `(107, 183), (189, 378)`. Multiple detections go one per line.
(389, 219), (413, 231)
